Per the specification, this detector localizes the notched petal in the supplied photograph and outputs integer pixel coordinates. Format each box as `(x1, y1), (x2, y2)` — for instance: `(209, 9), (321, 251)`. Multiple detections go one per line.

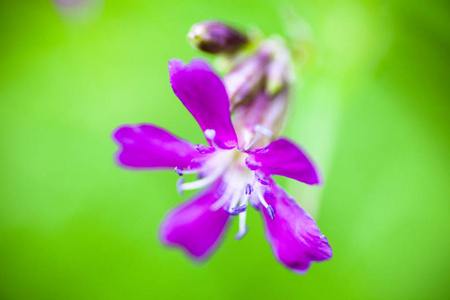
(168, 58), (238, 149)
(168, 59), (186, 78)
(260, 184), (332, 274)
(159, 180), (230, 260)
(112, 124), (201, 169)
(246, 138), (321, 185)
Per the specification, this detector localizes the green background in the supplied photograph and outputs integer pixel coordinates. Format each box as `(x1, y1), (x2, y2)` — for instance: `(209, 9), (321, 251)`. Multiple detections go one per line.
(1, 0), (449, 299)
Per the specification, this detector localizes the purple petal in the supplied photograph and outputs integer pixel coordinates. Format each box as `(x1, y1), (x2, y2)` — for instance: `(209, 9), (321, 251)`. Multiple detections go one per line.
(246, 138), (321, 185)
(169, 58), (238, 149)
(113, 124), (201, 169)
(260, 184), (332, 274)
(159, 180), (230, 260)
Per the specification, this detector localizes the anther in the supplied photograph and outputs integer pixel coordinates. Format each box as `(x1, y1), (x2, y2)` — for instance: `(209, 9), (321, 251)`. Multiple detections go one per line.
(255, 172), (271, 185)
(235, 225), (248, 240)
(245, 184), (253, 195)
(228, 204), (247, 215)
(267, 205), (276, 220)
(174, 167), (183, 176)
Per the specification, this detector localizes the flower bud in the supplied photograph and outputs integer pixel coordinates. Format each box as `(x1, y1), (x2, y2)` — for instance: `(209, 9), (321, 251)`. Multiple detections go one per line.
(265, 39), (295, 96)
(224, 46), (272, 109)
(188, 21), (248, 54)
(233, 88), (289, 150)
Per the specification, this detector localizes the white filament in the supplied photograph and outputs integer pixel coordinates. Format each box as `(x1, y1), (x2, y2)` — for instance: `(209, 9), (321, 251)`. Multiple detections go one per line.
(210, 184), (234, 211)
(243, 132), (262, 151)
(254, 124), (273, 138)
(228, 190), (243, 210)
(256, 186), (269, 209)
(179, 150), (233, 192)
(177, 167), (203, 175)
(180, 164), (225, 191)
(243, 124), (273, 150)
(236, 209), (248, 238)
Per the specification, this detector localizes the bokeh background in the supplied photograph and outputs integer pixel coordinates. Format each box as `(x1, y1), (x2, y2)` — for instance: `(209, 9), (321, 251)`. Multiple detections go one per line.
(1, 0), (449, 299)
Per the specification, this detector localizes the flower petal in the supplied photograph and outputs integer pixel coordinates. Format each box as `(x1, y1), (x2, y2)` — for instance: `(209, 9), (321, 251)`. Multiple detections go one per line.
(169, 58), (238, 149)
(159, 180), (230, 260)
(246, 138), (321, 185)
(113, 124), (201, 169)
(260, 184), (332, 274)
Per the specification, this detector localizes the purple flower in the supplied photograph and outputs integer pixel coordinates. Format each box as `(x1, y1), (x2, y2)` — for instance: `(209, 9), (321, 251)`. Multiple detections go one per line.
(113, 58), (332, 274)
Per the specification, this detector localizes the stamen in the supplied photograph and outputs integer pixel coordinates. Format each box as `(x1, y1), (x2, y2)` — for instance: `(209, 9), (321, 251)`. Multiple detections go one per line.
(266, 205), (276, 220)
(249, 194), (260, 210)
(228, 190), (242, 210)
(208, 154), (254, 212)
(174, 167), (183, 176)
(235, 226), (248, 240)
(254, 124), (273, 138)
(227, 189), (250, 214)
(174, 167), (203, 176)
(228, 204), (247, 215)
(255, 171), (271, 185)
(179, 160), (228, 192)
(245, 184), (253, 195)
(210, 185), (233, 210)
(244, 124), (273, 150)
(256, 187), (276, 219)
(261, 92), (288, 131)
(243, 132), (262, 150)
(235, 210), (248, 240)
(256, 188), (269, 208)
(204, 129), (216, 140)
(214, 182), (227, 198)
(176, 177), (185, 195)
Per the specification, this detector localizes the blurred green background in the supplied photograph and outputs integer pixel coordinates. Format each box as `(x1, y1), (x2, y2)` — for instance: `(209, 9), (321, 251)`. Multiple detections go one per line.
(1, 0), (449, 299)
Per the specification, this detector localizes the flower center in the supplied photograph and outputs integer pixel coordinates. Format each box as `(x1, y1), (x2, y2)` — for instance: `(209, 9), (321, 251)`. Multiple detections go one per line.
(174, 147), (275, 240)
